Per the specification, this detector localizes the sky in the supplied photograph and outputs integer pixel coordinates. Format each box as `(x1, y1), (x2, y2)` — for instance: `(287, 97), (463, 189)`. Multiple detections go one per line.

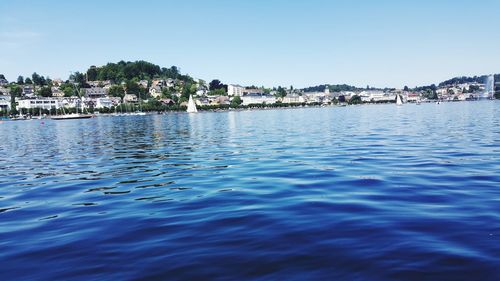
(0, 0), (499, 88)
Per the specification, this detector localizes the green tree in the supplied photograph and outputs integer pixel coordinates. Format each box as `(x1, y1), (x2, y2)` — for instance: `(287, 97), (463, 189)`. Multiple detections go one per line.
(109, 85), (125, 98)
(87, 66), (98, 81)
(39, 86), (52, 97)
(276, 86), (287, 98)
(208, 88), (226, 96)
(9, 85), (22, 114)
(59, 82), (76, 97)
(70, 72), (87, 88)
(32, 72), (43, 85)
(209, 79), (226, 91)
(17, 76), (24, 84)
(230, 96), (242, 107)
(125, 80), (148, 100)
(349, 95), (362, 105)
(25, 77), (33, 84)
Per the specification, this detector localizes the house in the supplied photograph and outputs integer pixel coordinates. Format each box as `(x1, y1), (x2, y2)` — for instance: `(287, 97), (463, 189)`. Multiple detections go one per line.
(138, 80), (149, 88)
(0, 95), (11, 111)
(87, 80), (112, 88)
(51, 87), (65, 97)
(0, 78), (8, 86)
(84, 87), (108, 99)
(406, 92), (421, 102)
(109, 96), (122, 106)
(159, 98), (175, 106)
(227, 84), (245, 96)
(196, 86), (208, 96)
(149, 86), (162, 99)
(22, 86), (35, 97)
(56, 97), (81, 108)
(17, 98), (60, 110)
(0, 86), (10, 95)
(123, 94), (138, 103)
(51, 79), (64, 87)
(210, 96), (230, 105)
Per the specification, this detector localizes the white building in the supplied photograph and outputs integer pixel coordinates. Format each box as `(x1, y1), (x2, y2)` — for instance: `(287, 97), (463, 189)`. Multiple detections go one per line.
(18, 98), (60, 110)
(0, 95), (11, 111)
(227, 84), (245, 96)
(241, 93), (276, 105)
(282, 94), (305, 104)
(57, 97), (82, 108)
(95, 98), (114, 109)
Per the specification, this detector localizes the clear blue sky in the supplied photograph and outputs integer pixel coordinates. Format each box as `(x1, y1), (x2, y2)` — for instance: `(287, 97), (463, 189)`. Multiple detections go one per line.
(1, 0), (498, 88)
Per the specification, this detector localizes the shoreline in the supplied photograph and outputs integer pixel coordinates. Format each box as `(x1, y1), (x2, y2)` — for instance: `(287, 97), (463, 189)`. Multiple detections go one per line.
(1, 98), (496, 121)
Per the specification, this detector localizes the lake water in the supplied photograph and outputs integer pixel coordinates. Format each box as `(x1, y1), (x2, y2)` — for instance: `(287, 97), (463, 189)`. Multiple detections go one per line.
(0, 101), (499, 280)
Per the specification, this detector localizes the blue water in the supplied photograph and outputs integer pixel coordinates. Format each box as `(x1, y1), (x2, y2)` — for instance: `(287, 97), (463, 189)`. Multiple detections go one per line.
(0, 101), (499, 280)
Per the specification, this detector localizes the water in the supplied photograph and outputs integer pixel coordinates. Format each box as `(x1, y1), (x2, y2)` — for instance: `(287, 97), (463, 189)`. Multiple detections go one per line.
(0, 101), (499, 280)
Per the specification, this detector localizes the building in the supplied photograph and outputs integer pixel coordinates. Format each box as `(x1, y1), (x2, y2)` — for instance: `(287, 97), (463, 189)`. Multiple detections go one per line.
(57, 97), (81, 108)
(227, 84), (245, 96)
(241, 93), (276, 105)
(159, 98), (175, 106)
(22, 86), (35, 97)
(17, 98), (59, 110)
(95, 98), (114, 109)
(0, 86), (10, 95)
(51, 87), (65, 97)
(0, 95), (11, 111)
(282, 94), (305, 104)
(84, 87), (108, 99)
(149, 86), (162, 99)
(196, 87), (208, 96)
(124, 94), (138, 103)
(209, 96), (230, 105)
(51, 79), (64, 87)
(0, 78), (8, 86)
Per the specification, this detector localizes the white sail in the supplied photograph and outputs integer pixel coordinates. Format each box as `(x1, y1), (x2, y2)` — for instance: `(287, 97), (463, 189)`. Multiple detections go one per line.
(396, 94), (403, 106)
(187, 95), (198, 113)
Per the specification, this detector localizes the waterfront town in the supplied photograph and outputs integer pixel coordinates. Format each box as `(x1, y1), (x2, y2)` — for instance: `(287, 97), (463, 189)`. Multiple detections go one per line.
(0, 61), (498, 118)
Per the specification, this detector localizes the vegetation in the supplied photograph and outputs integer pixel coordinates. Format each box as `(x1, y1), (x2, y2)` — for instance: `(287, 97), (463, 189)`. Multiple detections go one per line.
(275, 86), (287, 98)
(438, 74), (499, 87)
(39, 86), (52, 97)
(85, 61), (189, 83)
(349, 95), (362, 105)
(303, 84), (358, 93)
(230, 96), (242, 107)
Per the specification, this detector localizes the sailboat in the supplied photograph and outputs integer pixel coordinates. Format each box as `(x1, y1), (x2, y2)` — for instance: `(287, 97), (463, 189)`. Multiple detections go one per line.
(52, 98), (93, 120)
(396, 94), (403, 106)
(187, 95), (198, 113)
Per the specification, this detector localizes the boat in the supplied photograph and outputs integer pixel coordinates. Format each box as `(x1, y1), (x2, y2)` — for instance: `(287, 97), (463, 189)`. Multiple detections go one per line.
(186, 95), (198, 113)
(52, 97), (93, 120)
(51, 113), (93, 120)
(396, 94), (403, 106)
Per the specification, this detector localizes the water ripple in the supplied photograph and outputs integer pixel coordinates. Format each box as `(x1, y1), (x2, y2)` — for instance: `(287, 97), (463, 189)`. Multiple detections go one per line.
(0, 101), (499, 280)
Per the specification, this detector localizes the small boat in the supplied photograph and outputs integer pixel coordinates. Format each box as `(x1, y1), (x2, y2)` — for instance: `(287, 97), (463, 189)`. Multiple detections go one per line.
(51, 113), (93, 120)
(396, 94), (403, 106)
(186, 95), (198, 113)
